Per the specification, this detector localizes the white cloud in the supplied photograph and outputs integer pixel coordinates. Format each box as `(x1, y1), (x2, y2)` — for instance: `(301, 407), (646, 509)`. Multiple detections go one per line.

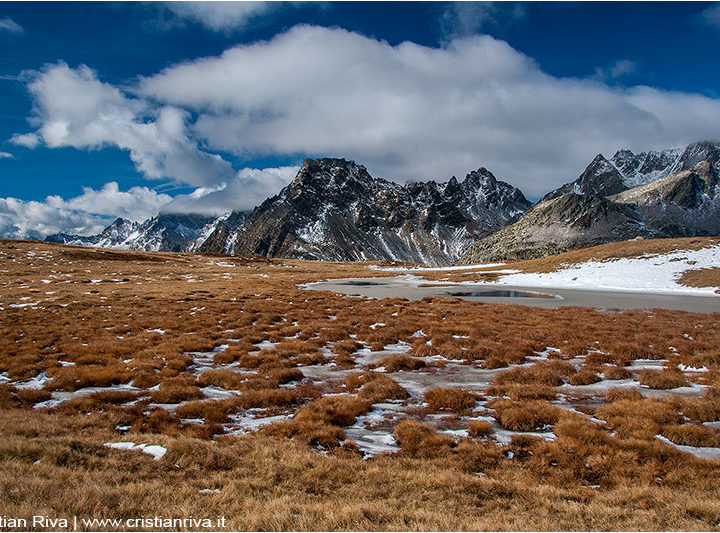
(0, 198), (111, 239)
(700, 3), (720, 28)
(0, 151), (13, 159)
(162, 166), (298, 215)
(9, 132), (39, 148)
(164, 2), (273, 32)
(137, 25), (720, 197)
(13, 62), (235, 187)
(0, 182), (174, 239)
(45, 181), (172, 221)
(0, 182), (171, 238)
(0, 16), (23, 34)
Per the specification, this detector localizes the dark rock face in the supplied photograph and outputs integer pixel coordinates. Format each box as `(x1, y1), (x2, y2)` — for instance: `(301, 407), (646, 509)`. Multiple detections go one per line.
(458, 142), (720, 264)
(226, 158), (530, 266)
(542, 154), (627, 201)
(457, 194), (652, 264)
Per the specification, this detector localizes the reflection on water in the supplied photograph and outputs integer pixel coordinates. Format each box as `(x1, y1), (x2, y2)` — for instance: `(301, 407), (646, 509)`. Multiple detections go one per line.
(444, 289), (552, 299)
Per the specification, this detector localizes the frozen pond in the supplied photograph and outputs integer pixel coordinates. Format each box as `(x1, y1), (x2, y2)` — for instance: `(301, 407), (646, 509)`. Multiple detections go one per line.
(307, 277), (720, 313)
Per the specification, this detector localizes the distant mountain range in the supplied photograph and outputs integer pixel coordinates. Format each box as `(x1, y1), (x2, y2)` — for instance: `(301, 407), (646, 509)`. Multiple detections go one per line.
(458, 141), (720, 263)
(39, 140), (720, 265)
(48, 158), (530, 266)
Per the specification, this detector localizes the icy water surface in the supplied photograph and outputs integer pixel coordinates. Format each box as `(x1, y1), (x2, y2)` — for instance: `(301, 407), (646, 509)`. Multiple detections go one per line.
(308, 277), (720, 313)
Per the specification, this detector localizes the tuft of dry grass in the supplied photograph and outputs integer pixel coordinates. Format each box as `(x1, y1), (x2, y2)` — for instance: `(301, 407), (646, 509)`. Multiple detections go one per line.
(637, 369), (689, 390)
(568, 369), (602, 386)
(603, 365), (633, 380)
(424, 387), (478, 413)
(662, 423), (720, 447)
(380, 353), (426, 372)
(393, 420), (454, 457)
(467, 420), (493, 438)
(293, 395), (371, 427)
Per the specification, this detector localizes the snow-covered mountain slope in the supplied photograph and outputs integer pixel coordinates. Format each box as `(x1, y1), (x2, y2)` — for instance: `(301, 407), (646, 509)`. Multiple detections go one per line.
(46, 213), (220, 253)
(544, 141), (720, 201)
(223, 158), (530, 266)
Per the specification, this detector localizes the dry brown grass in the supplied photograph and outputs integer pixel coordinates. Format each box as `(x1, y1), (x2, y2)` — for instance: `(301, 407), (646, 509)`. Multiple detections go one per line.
(494, 360), (576, 388)
(293, 395), (371, 427)
(393, 420), (454, 457)
(467, 420), (493, 438)
(678, 267), (720, 290)
(3, 239), (720, 531)
(662, 424), (720, 447)
(380, 353), (426, 372)
(637, 369), (690, 390)
(568, 369), (602, 386)
(603, 365), (633, 380)
(424, 387), (478, 413)
(489, 399), (562, 432)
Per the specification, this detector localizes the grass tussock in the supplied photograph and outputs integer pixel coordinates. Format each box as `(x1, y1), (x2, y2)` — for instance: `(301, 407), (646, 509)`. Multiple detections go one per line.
(380, 353), (426, 372)
(637, 369), (689, 390)
(568, 369), (602, 386)
(293, 395), (371, 427)
(467, 420), (493, 438)
(489, 399), (562, 432)
(424, 387), (478, 413)
(662, 424), (720, 447)
(393, 420), (454, 457)
(494, 360), (575, 388)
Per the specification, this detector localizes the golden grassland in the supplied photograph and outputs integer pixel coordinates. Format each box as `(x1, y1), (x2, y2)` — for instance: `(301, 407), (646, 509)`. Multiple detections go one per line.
(1, 238), (720, 531)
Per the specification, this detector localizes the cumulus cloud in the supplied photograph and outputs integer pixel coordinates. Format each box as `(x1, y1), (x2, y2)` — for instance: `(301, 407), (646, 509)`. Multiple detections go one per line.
(0, 16), (23, 34)
(0, 182), (174, 239)
(12, 62), (235, 187)
(161, 166), (298, 215)
(0, 197), (111, 239)
(136, 25), (720, 196)
(45, 181), (172, 221)
(0, 151), (13, 159)
(12, 26), (720, 200)
(164, 2), (273, 32)
(0, 167), (298, 239)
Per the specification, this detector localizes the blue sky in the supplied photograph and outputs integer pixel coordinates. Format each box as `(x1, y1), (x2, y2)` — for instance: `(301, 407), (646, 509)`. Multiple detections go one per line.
(1, 1), (719, 237)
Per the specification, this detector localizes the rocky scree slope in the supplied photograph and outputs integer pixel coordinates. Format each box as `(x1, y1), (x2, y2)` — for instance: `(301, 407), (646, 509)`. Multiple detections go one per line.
(458, 141), (720, 264)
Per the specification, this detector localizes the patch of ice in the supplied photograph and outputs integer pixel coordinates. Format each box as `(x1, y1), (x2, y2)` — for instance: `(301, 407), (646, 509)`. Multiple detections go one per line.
(104, 442), (167, 461)
(655, 435), (720, 460)
(678, 363), (708, 372)
(369, 263), (506, 272)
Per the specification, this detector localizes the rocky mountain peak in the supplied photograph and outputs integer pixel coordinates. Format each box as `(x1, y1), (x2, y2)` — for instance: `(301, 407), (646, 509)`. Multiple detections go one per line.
(678, 141), (720, 169)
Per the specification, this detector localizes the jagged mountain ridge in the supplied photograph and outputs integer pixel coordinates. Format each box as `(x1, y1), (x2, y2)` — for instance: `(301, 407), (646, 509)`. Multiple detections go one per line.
(543, 141), (720, 201)
(46, 213), (225, 253)
(458, 147), (720, 264)
(42, 158), (530, 264)
(213, 158), (530, 265)
(41, 141), (720, 265)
